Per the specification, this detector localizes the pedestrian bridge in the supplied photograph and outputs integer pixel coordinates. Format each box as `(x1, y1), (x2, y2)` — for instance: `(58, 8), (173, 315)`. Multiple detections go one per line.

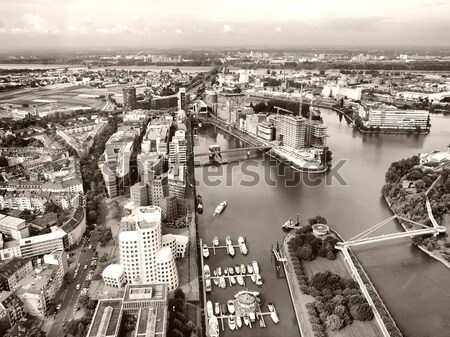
(335, 214), (446, 248)
(194, 145), (272, 157)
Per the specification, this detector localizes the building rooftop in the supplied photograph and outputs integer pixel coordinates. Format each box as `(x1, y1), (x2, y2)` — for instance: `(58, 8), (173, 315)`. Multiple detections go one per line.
(123, 283), (167, 302)
(31, 212), (58, 229)
(88, 299), (123, 337)
(15, 265), (57, 295)
(19, 228), (66, 246)
(102, 264), (124, 279)
(0, 215), (27, 230)
(0, 258), (31, 278)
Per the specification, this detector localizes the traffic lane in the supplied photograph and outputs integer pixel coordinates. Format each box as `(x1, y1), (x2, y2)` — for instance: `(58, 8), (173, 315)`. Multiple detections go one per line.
(48, 249), (95, 337)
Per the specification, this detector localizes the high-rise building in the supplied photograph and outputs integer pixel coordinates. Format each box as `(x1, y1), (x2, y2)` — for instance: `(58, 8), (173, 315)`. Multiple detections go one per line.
(115, 206), (179, 291)
(367, 108), (429, 129)
(168, 165), (186, 199)
(177, 87), (186, 111)
(278, 114), (307, 149)
(130, 182), (149, 207)
(149, 175), (169, 207)
(160, 195), (178, 221)
(137, 153), (162, 183)
(169, 131), (187, 166)
(123, 86), (137, 112)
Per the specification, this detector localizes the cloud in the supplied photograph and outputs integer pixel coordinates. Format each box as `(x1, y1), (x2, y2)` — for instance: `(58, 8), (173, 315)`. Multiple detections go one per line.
(274, 26), (282, 32)
(222, 24), (232, 33)
(14, 13), (61, 34)
(175, 28), (183, 34)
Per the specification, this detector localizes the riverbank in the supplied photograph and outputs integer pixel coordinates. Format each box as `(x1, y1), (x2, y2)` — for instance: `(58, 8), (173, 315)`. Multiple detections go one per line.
(282, 230), (390, 337)
(383, 196), (450, 270)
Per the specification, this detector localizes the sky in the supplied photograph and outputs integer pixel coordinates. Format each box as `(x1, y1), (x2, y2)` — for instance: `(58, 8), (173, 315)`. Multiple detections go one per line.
(0, 0), (449, 50)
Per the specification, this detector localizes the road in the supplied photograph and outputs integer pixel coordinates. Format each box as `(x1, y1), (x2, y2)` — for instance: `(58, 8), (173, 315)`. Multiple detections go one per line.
(47, 247), (95, 337)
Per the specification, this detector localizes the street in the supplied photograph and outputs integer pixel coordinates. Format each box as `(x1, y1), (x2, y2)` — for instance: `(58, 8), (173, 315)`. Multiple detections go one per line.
(47, 247), (95, 337)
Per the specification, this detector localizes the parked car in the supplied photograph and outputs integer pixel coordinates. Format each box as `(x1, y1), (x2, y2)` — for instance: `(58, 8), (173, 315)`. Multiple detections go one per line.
(76, 284), (80, 290)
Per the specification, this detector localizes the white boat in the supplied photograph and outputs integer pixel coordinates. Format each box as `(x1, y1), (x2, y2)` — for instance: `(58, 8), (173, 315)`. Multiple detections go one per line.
(213, 236), (219, 246)
(225, 236), (232, 246)
(213, 277), (219, 286)
(227, 244), (235, 257)
(255, 273), (263, 286)
(217, 267), (222, 276)
(219, 276), (226, 289)
(249, 312), (256, 322)
(209, 315), (219, 337)
(251, 261), (260, 275)
(236, 316), (243, 328)
(268, 303), (279, 324)
(214, 302), (220, 316)
(228, 316), (236, 331)
(227, 300), (235, 314)
(207, 301), (214, 317)
(224, 268), (228, 276)
(202, 244), (209, 258)
(240, 264), (246, 274)
(228, 267), (234, 275)
(237, 275), (245, 286)
(250, 274), (257, 284)
(229, 275), (236, 285)
(246, 264), (253, 274)
(199, 123), (203, 128)
(214, 201), (227, 215)
(238, 236), (248, 255)
(243, 316), (250, 326)
(234, 265), (240, 274)
(205, 278), (212, 292)
(204, 264), (211, 278)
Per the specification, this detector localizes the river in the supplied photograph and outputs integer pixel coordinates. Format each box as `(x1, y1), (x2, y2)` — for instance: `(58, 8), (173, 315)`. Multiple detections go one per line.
(195, 110), (450, 337)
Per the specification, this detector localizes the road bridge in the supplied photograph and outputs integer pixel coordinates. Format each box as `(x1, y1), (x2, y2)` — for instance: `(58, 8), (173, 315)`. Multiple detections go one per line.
(194, 146), (272, 157)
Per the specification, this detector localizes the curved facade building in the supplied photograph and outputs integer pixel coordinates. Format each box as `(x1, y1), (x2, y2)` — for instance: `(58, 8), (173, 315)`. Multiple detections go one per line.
(155, 246), (178, 291)
(119, 231), (140, 284)
(102, 264), (126, 288)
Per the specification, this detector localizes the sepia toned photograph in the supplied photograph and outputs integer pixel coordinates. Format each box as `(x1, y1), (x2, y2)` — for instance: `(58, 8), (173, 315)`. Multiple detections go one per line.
(0, 1), (449, 337)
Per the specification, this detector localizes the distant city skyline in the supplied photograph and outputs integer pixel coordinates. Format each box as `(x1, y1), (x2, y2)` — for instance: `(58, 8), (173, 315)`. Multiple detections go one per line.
(0, 0), (449, 49)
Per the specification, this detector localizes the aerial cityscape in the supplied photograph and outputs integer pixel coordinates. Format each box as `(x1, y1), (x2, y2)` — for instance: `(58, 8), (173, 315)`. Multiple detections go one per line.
(0, 1), (450, 337)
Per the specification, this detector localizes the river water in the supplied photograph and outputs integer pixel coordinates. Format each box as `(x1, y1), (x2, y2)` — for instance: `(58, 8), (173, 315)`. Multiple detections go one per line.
(195, 110), (450, 337)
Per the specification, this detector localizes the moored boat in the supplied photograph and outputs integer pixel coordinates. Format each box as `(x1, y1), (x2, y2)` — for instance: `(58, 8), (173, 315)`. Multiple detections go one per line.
(236, 315), (242, 328)
(250, 274), (257, 284)
(202, 244), (209, 258)
(207, 301), (213, 317)
(234, 265), (240, 274)
(203, 264), (210, 278)
(205, 278), (212, 292)
(229, 275), (236, 285)
(249, 312), (256, 322)
(208, 314), (219, 337)
(213, 236), (219, 246)
(255, 273), (263, 286)
(221, 304), (227, 315)
(243, 316), (250, 326)
(217, 267), (222, 276)
(197, 195), (203, 214)
(246, 264), (253, 274)
(227, 243), (235, 256)
(240, 264), (246, 274)
(219, 276), (226, 289)
(251, 261), (260, 274)
(237, 236), (248, 255)
(228, 316), (236, 331)
(237, 275), (245, 286)
(227, 299), (235, 314)
(228, 267), (234, 275)
(214, 302), (220, 316)
(268, 303), (279, 324)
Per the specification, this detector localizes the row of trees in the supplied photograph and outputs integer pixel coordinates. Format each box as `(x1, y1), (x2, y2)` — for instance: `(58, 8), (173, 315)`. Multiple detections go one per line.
(64, 295), (98, 337)
(168, 289), (200, 337)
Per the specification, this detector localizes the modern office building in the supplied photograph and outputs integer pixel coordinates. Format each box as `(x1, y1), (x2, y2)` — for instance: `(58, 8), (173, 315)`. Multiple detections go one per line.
(168, 131), (187, 166)
(278, 114), (308, 149)
(100, 130), (138, 198)
(102, 264), (126, 289)
(160, 195), (178, 221)
(123, 86), (137, 112)
(257, 121), (275, 141)
(130, 182), (149, 207)
(367, 108), (429, 129)
(19, 228), (68, 259)
(161, 234), (189, 258)
(177, 87), (186, 111)
(168, 165), (186, 199)
(115, 206), (180, 291)
(136, 153), (162, 183)
(86, 283), (168, 337)
(149, 175), (169, 207)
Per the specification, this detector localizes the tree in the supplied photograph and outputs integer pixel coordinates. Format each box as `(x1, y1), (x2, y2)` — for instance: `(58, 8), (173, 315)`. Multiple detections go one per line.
(0, 156), (8, 167)
(78, 294), (90, 308)
(350, 303), (374, 321)
(326, 314), (344, 331)
(296, 244), (314, 261)
(174, 288), (186, 302)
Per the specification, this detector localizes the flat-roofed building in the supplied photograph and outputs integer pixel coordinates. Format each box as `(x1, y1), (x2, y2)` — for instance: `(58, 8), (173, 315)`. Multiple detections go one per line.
(368, 108), (429, 129)
(278, 114), (307, 150)
(136, 153), (162, 183)
(0, 292), (24, 333)
(19, 228), (68, 259)
(86, 283), (168, 337)
(0, 215), (29, 240)
(168, 165), (186, 199)
(0, 240), (21, 261)
(149, 175), (169, 207)
(160, 195), (178, 221)
(130, 183), (149, 207)
(102, 264), (126, 289)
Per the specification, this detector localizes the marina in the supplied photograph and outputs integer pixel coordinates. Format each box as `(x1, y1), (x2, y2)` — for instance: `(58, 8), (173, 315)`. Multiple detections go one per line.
(200, 237), (280, 336)
(202, 236), (248, 257)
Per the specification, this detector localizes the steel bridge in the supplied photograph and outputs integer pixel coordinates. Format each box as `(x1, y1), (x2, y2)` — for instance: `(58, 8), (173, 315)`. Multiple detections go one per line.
(335, 214), (445, 249)
(194, 146), (272, 157)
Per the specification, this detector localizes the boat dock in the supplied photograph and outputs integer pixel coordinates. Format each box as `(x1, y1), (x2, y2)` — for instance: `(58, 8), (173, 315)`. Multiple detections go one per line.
(203, 236), (248, 256)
